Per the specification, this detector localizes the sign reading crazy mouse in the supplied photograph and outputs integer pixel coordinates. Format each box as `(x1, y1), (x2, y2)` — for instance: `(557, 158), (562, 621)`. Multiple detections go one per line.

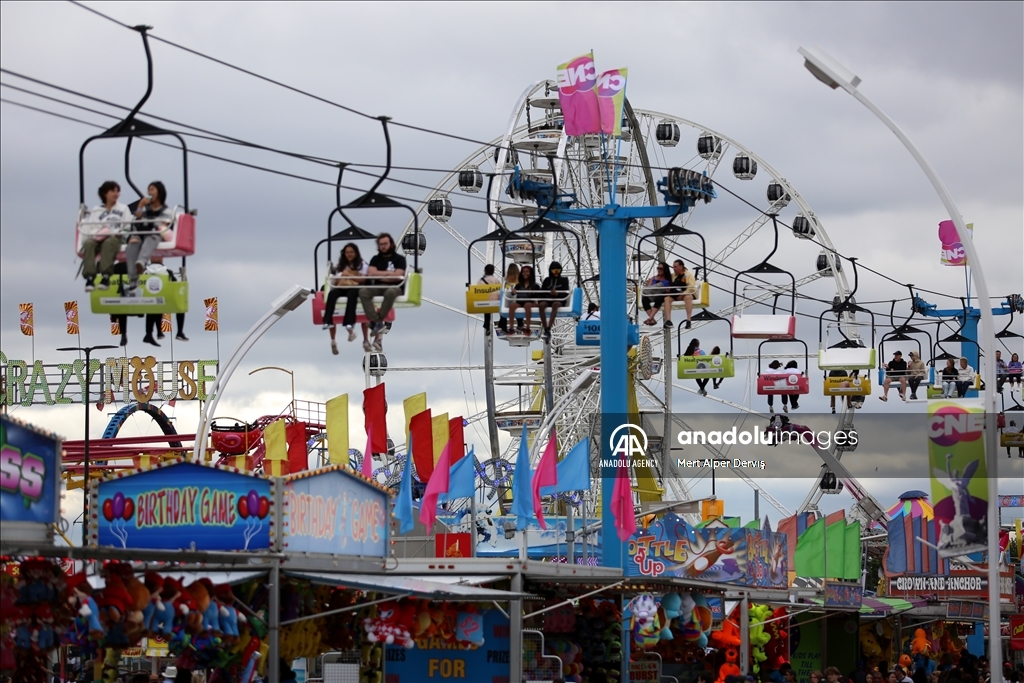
(93, 461), (273, 551)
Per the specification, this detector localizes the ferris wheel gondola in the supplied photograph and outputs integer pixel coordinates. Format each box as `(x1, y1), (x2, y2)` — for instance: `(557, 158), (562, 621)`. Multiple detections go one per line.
(76, 26), (195, 316)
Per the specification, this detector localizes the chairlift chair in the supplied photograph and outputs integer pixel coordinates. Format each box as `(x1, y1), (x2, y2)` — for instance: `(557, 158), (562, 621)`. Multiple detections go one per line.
(311, 122), (423, 327)
(676, 311), (736, 380)
(731, 216), (797, 340)
(755, 339), (811, 396)
(635, 217), (712, 317)
(817, 258), (877, 372)
(77, 27), (194, 316)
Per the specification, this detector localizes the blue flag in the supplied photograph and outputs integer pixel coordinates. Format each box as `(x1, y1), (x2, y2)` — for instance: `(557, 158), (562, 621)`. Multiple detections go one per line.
(540, 437), (590, 495)
(394, 438), (415, 534)
(440, 446), (476, 503)
(511, 424), (533, 531)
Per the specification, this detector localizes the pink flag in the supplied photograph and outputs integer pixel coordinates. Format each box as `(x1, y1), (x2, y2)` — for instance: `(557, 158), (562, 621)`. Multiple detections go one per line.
(362, 423), (374, 479)
(611, 467), (637, 540)
(419, 440), (452, 530)
(597, 68), (628, 136)
(531, 430), (559, 530)
(556, 53), (601, 136)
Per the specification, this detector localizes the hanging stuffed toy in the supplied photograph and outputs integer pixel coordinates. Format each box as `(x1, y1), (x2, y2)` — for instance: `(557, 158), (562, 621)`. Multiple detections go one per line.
(364, 602), (415, 649)
(627, 594), (663, 649)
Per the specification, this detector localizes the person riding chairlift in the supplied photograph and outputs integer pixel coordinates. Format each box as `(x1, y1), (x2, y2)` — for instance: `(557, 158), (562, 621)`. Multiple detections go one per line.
(665, 259), (696, 330)
(879, 350), (908, 402)
(641, 261), (672, 326)
(323, 242), (369, 354)
(584, 302), (600, 320)
(83, 180), (132, 292)
(508, 264), (538, 335)
(496, 263), (519, 333)
(126, 181), (173, 294)
(684, 338), (710, 396)
(538, 261), (570, 340)
(359, 232), (407, 352)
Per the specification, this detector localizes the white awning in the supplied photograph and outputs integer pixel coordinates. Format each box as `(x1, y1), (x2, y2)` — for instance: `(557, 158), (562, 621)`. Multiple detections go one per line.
(285, 572), (527, 600)
(87, 570), (266, 590)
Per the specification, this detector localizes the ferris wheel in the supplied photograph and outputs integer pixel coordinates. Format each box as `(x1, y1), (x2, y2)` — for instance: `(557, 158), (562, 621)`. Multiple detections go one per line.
(394, 79), (885, 527)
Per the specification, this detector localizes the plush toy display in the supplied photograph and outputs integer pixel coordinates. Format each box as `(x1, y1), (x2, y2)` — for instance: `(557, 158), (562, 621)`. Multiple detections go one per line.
(2, 559), (71, 683)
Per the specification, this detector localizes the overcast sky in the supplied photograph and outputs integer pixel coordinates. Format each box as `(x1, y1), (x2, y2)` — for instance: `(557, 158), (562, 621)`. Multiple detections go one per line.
(2, 1), (1022, 528)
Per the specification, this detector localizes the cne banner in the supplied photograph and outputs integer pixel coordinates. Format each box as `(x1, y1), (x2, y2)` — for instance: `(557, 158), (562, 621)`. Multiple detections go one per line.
(927, 399), (988, 557)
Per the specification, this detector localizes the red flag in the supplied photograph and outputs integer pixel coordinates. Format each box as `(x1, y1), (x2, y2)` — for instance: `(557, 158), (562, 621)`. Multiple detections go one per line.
(531, 430), (558, 530)
(363, 384), (388, 453)
(448, 416), (465, 464)
(611, 466), (637, 541)
(420, 440), (451, 530)
(410, 410), (433, 481)
(362, 422), (375, 480)
(825, 509), (845, 525)
(286, 422), (308, 475)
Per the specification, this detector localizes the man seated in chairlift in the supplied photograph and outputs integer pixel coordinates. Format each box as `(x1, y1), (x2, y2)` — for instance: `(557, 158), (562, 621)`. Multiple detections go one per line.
(83, 181), (132, 292)
(879, 350), (908, 402)
(537, 261), (570, 339)
(664, 259), (695, 330)
(359, 232), (406, 345)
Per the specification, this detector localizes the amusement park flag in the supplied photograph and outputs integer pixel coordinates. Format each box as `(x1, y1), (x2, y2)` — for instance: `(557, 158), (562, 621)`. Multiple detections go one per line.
(325, 394), (349, 466)
(611, 460), (637, 541)
(362, 422), (375, 479)
(531, 429), (559, 530)
(111, 318), (120, 336)
(597, 68), (628, 137)
(556, 52), (602, 136)
(395, 439), (415, 534)
(204, 297), (219, 331)
(539, 437), (591, 495)
(441, 446), (476, 502)
(160, 313), (172, 334)
(448, 416), (465, 464)
(403, 393), (427, 440)
(410, 409), (434, 482)
(19, 303), (33, 336)
(363, 384), (388, 454)
(432, 413), (450, 467)
(64, 301), (80, 335)
(938, 220), (974, 266)
(420, 440), (452, 530)
(511, 424), (533, 531)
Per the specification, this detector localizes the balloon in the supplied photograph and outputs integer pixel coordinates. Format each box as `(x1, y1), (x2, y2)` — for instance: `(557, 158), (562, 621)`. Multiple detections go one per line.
(247, 490), (259, 517)
(238, 496), (249, 520)
(258, 496), (270, 520)
(102, 498), (114, 522)
(122, 498), (134, 522)
(112, 492), (125, 520)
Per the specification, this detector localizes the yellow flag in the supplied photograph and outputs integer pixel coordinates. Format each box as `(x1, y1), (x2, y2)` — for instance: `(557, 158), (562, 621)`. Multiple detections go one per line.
(264, 419), (288, 462)
(326, 394), (350, 466)
(65, 301), (80, 335)
(403, 393), (427, 441)
(431, 412), (449, 466)
(19, 303), (33, 336)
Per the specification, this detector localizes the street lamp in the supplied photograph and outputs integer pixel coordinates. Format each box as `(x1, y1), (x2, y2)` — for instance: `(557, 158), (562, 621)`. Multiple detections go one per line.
(56, 343), (118, 545)
(798, 45), (1002, 681)
(249, 366), (296, 417)
(195, 285), (310, 463)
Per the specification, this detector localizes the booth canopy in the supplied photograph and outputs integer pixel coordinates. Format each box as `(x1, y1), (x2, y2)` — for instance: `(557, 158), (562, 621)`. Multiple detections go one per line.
(286, 572), (529, 600)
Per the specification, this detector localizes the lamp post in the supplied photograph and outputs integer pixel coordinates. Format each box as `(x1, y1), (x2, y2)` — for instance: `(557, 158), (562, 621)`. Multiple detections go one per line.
(798, 45), (1002, 680)
(195, 285), (311, 463)
(56, 343), (118, 545)
(249, 366), (296, 417)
